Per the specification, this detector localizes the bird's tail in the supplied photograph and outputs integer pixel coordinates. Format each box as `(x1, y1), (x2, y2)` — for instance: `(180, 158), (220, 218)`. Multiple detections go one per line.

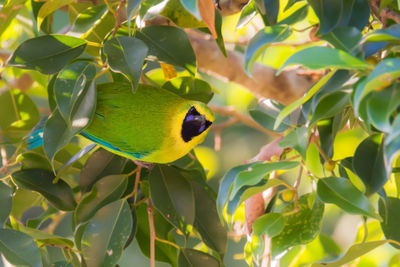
(26, 116), (48, 150)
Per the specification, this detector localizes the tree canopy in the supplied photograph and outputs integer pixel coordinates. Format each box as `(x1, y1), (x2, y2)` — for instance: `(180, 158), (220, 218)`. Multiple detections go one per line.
(1, 0), (400, 266)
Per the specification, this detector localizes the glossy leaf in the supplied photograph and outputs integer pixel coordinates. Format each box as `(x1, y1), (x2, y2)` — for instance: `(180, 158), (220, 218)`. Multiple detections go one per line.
(310, 92), (350, 125)
(44, 80), (95, 165)
(379, 197), (400, 248)
(81, 200), (132, 267)
(11, 168), (76, 211)
(367, 84), (400, 132)
(317, 177), (379, 218)
(162, 76), (213, 103)
(136, 25), (196, 75)
(321, 27), (362, 53)
(103, 36), (148, 91)
(79, 148), (127, 193)
(279, 3), (308, 26)
(0, 229), (42, 267)
(127, 0), (142, 30)
(149, 165), (195, 234)
(237, 1), (256, 29)
(312, 240), (388, 267)
(74, 174), (128, 225)
(274, 71), (336, 130)
(0, 182), (12, 227)
(161, 0), (205, 28)
(54, 61), (96, 123)
(217, 162), (258, 222)
(254, 0), (280, 26)
(278, 47), (370, 73)
(7, 35), (87, 74)
(37, 0), (74, 32)
(245, 25), (292, 74)
(363, 24), (400, 43)
(17, 151), (52, 171)
(178, 248), (220, 267)
(279, 126), (308, 158)
(308, 0), (342, 34)
(135, 204), (178, 266)
(191, 181), (227, 255)
(12, 222), (74, 248)
(355, 58), (400, 110)
(230, 161), (299, 198)
(180, 0), (200, 20)
(271, 194), (324, 256)
(353, 134), (388, 195)
(252, 213), (284, 237)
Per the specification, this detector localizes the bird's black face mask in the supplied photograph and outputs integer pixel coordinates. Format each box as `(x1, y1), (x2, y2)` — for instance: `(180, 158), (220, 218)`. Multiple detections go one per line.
(181, 106), (212, 142)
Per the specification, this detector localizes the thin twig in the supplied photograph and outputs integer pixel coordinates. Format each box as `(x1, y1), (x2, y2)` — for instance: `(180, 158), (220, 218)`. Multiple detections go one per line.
(112, 0), (127, 38)
(133, 165), (141, 204)
(209, 105), (282, 137)
(155, 237), (180, 249)
(147, 199), (156, 267)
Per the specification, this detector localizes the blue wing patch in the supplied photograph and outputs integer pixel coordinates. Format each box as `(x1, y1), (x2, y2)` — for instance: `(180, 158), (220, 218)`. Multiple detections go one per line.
(80, 131), (148, 159)
(26, 128), (44, 150)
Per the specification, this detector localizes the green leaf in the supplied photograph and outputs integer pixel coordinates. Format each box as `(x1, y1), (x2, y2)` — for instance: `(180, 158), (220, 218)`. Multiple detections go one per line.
(317, 115), (341, 159)
(379, 197), (400, 248)
(253, 213), (284, 237)
(161, 0), (205, 28)
(317, 177), (379, 219)
(363, 24), (400, 43)
(310, 92), (350, 125)
(0, 229), (42, 267)
(0, 89), (40, 142)
(279, 3), (308, 26)
(279, 126), (308, 158)
(103, 36), (148, 91)
(149, 165), (195, 235)
(12, 222), (74, 248)
(245, 25), (292, 74)
(217, 162), (258, 222)
(308, 0), (342, 34)
(191, 181), (227, 255)
(74, 174), (128, 225)
(178, 248), (220, 267)
(7, 35), (87, 74)
(274, 71), (336, 130)
(17, 151), (52, 171)
(136, 25), (197, 75)
(278, 46), (370, 74)
(0, 0), (27, 37)
(37, 0), (74, 32)
(353, 134), (388, 195)
(81, 200), (133, 267)
(237, 0), (256, 29)
(54, 61), (96, 123)
(135, 204), (178, 266)
(0, 182), (12, 227)
(321, 26), (362, 53)
(230, 161), (299, 198)
(255, 0), (280, 26)
(44, 81), (96, 165)
(179, 0), (200, 20)
(79, 148), (127, 193)
(271, 194), (324, 256)
(162, 76), (214, 103)
(11, 168), (76, 211)
(312, 240), (388, 267)
(367, 84), (400, 132)
(127, 0), (142, 30)
(355, 58), (400, 110)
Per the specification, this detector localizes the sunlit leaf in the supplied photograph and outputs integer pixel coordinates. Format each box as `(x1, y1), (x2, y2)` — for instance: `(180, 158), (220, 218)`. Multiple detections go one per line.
(317, 177), (379, 219)
(162, 76), (213, 103)
(379, 197), (400, 248)
(178, 248), (219, 267)
(253, 213), (284, 237)
(37, 0), (74, 32)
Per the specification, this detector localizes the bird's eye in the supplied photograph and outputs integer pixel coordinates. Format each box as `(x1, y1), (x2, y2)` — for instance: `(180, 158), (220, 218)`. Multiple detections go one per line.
(181, 106), (212, 142)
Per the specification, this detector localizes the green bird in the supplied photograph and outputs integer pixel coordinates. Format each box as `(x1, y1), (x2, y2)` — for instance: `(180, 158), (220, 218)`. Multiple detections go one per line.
(28, 82), (214, 163)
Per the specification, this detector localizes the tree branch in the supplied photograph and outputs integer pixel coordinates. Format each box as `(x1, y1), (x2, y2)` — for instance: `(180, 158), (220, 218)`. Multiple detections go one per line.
(188, 32), (314, 104)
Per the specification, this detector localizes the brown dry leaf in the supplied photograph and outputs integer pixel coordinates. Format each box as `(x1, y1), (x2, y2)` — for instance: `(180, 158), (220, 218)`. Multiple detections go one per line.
(198, 0), (217, 39)
(160, 62), (177, 81)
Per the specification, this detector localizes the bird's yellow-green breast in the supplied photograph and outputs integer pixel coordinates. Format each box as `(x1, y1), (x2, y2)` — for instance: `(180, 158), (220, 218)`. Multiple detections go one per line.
(82, 82), (214, 163)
